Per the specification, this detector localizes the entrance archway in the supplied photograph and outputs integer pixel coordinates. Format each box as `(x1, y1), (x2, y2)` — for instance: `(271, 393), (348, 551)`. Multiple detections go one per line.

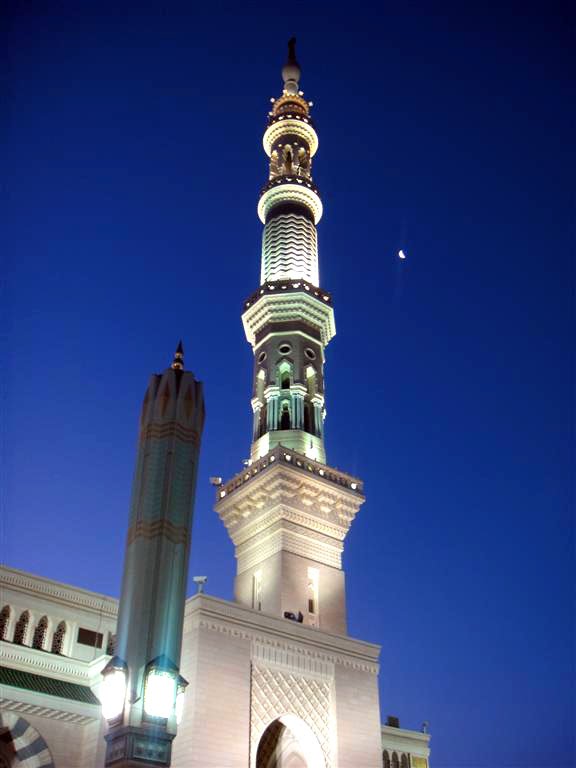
(0, 712), (54, 768)
(256, 714), (326, 768)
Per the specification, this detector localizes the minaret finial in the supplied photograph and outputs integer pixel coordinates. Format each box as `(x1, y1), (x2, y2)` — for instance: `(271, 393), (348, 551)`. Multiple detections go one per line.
(282, 37), (301, 95)
(171, 340), (184, 370)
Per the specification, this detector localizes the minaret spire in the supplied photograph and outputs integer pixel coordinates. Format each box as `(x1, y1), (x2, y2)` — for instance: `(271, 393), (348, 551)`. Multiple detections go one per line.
(242, 40), (332, 464)
(171, 339), (184, 370)
(282, 37), (301, 94)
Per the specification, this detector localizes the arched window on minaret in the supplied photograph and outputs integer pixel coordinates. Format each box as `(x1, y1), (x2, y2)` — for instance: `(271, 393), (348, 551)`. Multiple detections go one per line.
(51, 621), (67, 655)
(400, 755), (409, 768)
(32, 615), (49, 650)
(256, 368), (266, 398)
(13, 610), (30, 645)
(0, 605), (11, 640)
(280, 401), (291, 430)
(283, 144), (293, 174)
(392, 753), (399, 768)
(252, 571), (262, 611)
(303, 401), (312, 434)
(277, 360), (292, 390)
(297, 147), (310, 177)
(383, 751), (391, 768)
(305, 365), (317, 396)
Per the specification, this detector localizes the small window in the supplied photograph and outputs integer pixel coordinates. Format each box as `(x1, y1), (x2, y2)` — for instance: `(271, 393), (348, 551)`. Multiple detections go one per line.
(258, 351), (267, 363)
(51, 621), (67, 654)
(307, 568), (319, 617)
(77, 627), (103, 649)
(32, 615), (49, 650)
(253, 572), (262, 611)
(13, 610), (30, 645)
(278, 343), (292, 354)
(0, 605), (11, 640)
(304, 348), (316, 360)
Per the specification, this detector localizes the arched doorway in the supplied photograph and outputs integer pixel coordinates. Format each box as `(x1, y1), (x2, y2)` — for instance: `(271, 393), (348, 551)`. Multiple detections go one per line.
(0, 713), (54, 768)
(256, 715), (325, 768)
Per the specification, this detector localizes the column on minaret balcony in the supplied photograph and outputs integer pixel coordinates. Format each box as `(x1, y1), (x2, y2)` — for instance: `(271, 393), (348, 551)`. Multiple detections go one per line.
(290, 384), (307, 430)
(251, 397), (263, 441)
(264, 385), (279, 432)
(311, 394), (325, 437)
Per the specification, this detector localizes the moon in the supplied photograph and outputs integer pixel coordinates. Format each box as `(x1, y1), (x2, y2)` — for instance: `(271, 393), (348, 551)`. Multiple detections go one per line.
(398, 249), (406, 260)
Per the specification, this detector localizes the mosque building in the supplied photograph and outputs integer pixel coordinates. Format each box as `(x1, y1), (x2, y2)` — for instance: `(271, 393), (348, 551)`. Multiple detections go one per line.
(0, 41), (431, 768)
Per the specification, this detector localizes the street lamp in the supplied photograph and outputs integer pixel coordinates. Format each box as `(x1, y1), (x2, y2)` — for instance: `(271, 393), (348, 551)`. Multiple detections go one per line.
(143, 656), (179, 720)
(101, 656), (127, 721)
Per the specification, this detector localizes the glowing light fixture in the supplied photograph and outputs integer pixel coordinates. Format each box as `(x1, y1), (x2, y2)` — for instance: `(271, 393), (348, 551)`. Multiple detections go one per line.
(100, 657), (127, 721)
(144, 659), (178, 719)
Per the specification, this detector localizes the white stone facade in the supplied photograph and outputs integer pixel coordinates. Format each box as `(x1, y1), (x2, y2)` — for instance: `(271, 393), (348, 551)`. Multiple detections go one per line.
(1, 566), (430, 767)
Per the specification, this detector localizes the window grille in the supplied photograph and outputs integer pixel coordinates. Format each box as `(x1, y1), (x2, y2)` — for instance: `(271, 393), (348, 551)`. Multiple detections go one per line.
(13, 610), (30, 645)
(0, 605), (10, 640)
(32, 615), (49, 650)
(51, 621), (66, 654)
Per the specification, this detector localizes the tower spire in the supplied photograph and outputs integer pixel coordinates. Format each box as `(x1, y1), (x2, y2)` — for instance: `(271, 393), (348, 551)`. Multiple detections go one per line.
(171, 339), (184, 370)
(282, 37), (301, 94)
(242, 39), (332, 464)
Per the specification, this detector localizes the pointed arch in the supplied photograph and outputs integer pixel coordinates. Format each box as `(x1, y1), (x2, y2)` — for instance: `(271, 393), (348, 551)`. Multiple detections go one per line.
(277, 359), (293, 390)
(32, 615), (49, 650)
(401, 755), (409, 768)
(383, 750), (391, 768)
(392, 752), (400, 768)
(13, 610), (30, 645)
(0, 605), (11, 641)
(256, 714), (325, 768)
(51, 620), (67, 654)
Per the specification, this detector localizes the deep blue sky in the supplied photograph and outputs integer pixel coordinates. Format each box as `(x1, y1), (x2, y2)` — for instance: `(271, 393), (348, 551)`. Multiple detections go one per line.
(4, 2), (574, 766)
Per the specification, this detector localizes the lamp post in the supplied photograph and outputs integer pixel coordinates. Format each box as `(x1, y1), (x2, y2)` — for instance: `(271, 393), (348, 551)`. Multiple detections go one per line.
(102, 344), (204, 766)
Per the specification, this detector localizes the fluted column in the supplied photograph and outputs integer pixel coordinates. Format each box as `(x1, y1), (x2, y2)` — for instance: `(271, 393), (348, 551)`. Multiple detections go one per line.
(103, 345), (205, 767)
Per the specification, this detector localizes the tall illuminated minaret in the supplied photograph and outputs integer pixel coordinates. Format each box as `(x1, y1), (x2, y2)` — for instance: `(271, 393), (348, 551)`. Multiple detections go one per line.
(102, 344), (205, 766)
(243, 37), (333, 465)
(216, 40), (364, 635)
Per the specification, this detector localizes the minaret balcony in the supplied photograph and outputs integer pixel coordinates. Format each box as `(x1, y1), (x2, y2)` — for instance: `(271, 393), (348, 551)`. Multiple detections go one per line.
(258, 181), (322, 224)
(215, 444), (363, 505)
(263, 116), (318, 157)
(242, 279), (335, 348)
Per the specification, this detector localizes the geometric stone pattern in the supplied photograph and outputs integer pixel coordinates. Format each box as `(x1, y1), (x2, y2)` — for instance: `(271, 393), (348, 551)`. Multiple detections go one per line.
(250, 664), (331, 768)
(0, 711), (55, 768)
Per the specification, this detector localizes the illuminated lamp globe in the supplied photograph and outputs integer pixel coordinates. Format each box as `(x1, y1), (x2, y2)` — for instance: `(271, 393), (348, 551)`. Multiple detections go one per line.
(100, 657), (127, 721)
(143, 656), (179, 719)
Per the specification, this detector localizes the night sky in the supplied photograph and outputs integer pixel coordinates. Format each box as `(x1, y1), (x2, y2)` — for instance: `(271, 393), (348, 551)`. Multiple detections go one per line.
(4, 2), (573, 766)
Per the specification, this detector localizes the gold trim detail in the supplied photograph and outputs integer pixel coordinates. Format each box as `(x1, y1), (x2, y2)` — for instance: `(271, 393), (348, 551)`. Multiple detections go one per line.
(127, 519), (189, 546)
(139, 421), (200, 444)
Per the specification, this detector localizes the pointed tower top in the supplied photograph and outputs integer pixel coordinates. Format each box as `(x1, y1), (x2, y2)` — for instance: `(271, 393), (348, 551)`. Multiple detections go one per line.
(282, 37), (301, 95)
(171, 340), (184, 370)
